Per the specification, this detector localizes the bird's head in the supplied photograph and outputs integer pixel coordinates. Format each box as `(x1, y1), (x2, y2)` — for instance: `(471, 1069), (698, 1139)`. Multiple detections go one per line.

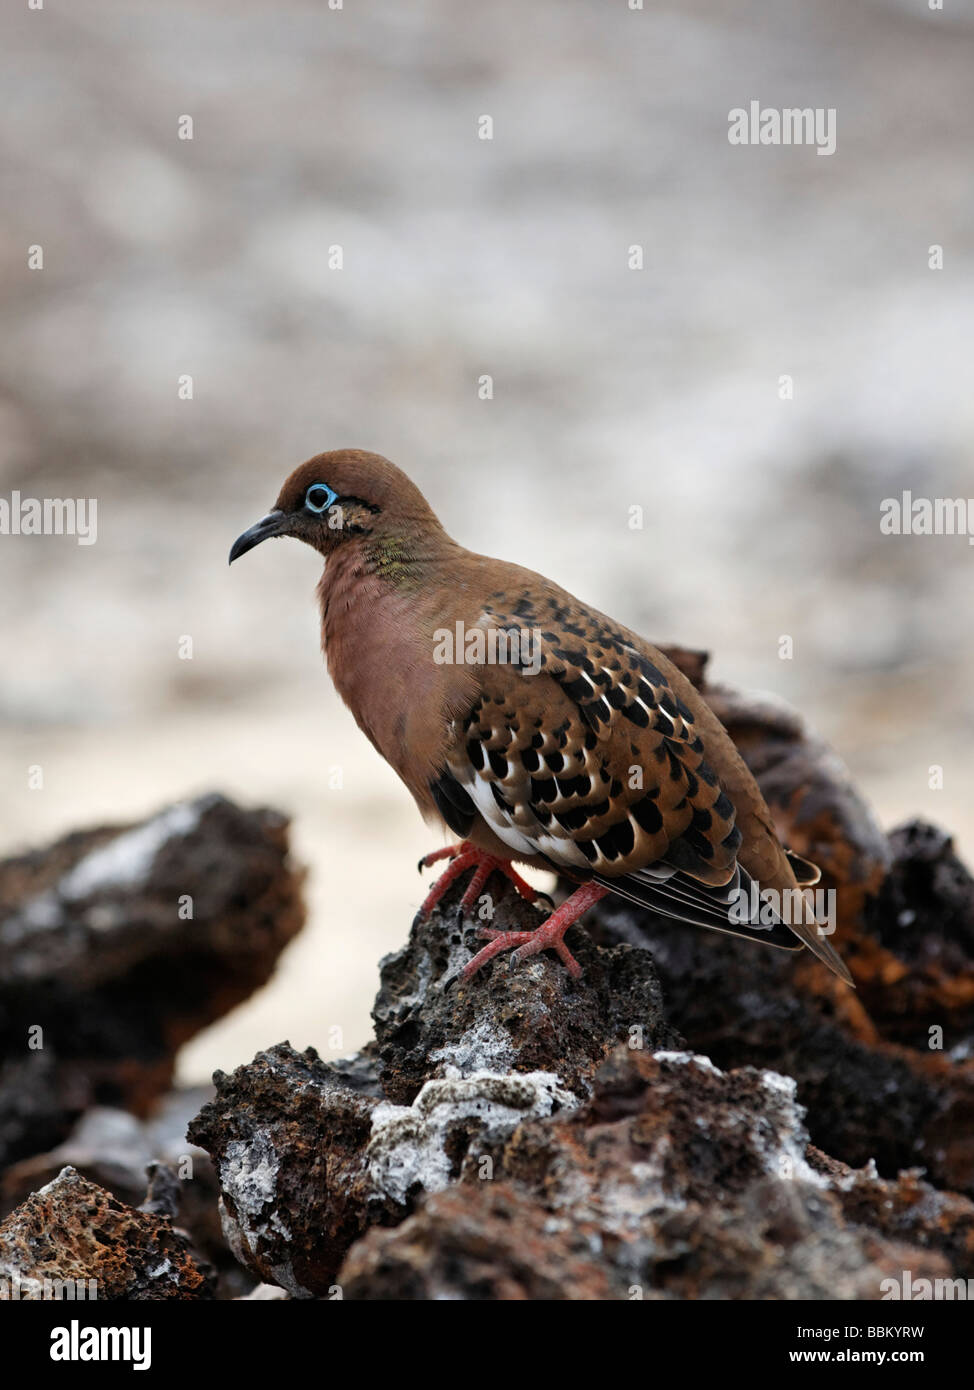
(229, 448), (446, 568)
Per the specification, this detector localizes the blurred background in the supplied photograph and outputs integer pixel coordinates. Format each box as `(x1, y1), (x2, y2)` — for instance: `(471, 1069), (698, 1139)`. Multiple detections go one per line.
(1, 0), (972, 1084)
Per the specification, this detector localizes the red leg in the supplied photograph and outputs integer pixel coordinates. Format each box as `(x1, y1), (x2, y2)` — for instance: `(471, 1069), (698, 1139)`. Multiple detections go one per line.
(417, 841), (547, 920)
(460, 882), (610, 981)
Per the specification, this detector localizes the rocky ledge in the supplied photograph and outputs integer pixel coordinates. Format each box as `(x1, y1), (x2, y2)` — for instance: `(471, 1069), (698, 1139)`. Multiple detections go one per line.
(184, 872), (974, 1300)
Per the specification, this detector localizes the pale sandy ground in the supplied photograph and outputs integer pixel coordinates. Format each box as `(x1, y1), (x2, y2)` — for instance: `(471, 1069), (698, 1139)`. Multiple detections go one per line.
(1, 0), (973, 1082)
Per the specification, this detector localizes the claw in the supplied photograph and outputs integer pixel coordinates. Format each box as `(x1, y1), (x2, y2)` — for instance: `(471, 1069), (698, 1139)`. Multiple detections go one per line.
(416, 841), (548, 922)
(418, 842), (465, 874)
(416, 841), (601, 987)
(460, 882), (609, 981)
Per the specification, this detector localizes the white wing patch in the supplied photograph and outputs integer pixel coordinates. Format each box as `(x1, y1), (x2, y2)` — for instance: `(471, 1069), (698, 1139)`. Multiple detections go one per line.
(461, 769), (591, 869)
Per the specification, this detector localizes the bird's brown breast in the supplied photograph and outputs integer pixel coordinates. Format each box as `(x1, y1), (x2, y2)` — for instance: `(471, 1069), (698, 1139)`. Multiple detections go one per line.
(317, 544), (481, 818)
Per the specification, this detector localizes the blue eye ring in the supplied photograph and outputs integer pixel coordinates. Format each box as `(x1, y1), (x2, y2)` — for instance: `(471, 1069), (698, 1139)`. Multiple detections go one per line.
(305, 483), (337, 513)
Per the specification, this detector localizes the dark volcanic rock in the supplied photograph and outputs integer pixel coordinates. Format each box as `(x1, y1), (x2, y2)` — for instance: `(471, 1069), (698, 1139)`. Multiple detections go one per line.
(9, 661), (971, 1302)
(813, 1152), (974, 1276)
(0, 1052), (92, 1188)
(190, 878), (974, 1300)
(590, 897), (941, 1180)
(589, 812), (974, 1196)
(373, 880), (677, 1104)
(1, 1089), (212, 1217)
(187, 903), (676, 1297)
(0, 1165), (212, 1299)
(0, 794), (304, 1165)
(187, 1043), (387, 1298)
(858, 821), (974, 1045)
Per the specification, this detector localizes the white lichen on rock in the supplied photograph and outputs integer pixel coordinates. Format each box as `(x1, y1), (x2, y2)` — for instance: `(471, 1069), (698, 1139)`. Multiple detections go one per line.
(429, 1013), (518, 1074)
(2, 801), (203, 945)
(752, 1069), (829, 1188)
(653, 1049), (723, 1076)
(59, 801), (201, 901)
(367, 1069), (578, 1204)
(219, 1132), (282, 1255)
(217, 1132), (312, 1300)
(653, 1050), (829, 1189)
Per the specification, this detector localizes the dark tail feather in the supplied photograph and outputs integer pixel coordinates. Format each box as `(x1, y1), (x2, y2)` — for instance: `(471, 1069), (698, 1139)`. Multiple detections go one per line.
(786, 849), (821, 885)
(596, 862), (854, 985)
(786, 890), (854, 986)
(595, 866), (803, 952)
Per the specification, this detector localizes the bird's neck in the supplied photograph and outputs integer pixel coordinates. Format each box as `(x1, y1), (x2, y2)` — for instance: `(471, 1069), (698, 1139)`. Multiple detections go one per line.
(320, 529), (465, 678)
(317, 537), (480, 792)
(319, 544), (401, 635)
(318, 529), (452, 608)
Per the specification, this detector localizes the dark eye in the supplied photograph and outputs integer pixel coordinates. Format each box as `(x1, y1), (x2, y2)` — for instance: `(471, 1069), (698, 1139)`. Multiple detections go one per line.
(305, 483), (337, 513)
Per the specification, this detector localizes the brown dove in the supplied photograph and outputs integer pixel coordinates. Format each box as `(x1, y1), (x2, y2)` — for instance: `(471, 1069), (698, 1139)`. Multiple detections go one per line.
(229, 449), (852, 986)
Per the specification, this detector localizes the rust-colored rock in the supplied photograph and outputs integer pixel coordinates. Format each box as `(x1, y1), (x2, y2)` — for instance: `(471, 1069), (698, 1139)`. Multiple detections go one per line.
(339, 1183), (618, 1300)
(0, 1166), (211, 1299)
(0, 1090), (251, 1294)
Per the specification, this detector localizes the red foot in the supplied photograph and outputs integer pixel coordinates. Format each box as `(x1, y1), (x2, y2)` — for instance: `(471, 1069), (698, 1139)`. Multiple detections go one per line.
(417, 841), (546, 920)
(460, 882), (610, 981)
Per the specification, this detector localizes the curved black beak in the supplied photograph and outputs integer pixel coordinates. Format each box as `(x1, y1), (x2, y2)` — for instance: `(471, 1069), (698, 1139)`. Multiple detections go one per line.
(229, 510), (288, 564)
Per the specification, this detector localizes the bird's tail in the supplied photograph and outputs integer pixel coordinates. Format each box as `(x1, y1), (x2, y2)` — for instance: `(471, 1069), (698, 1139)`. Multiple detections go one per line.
(786, 885), (854, 986)
(596, 858), (854, 987)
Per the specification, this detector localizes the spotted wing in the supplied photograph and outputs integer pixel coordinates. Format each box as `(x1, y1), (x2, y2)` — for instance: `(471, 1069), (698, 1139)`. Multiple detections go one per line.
(440, 591), (743, 889)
